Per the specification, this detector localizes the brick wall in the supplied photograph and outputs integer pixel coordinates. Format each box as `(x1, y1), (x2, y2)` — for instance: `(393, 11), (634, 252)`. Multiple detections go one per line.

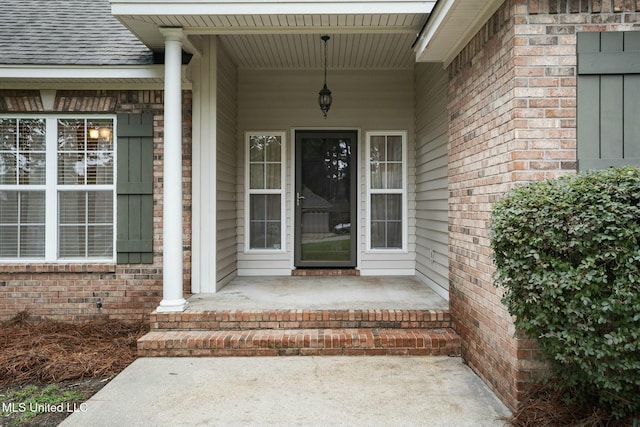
(0, 89), (192, 321)
(447, 0), (639, 411)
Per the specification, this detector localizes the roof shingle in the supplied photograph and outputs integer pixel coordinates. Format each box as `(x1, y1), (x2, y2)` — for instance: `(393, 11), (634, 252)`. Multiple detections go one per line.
(0, 0), (154, 65)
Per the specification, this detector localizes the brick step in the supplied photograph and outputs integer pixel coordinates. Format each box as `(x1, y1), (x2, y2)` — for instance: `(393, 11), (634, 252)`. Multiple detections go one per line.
(137, 328), (461, 357)
(150, 309), (451, 331)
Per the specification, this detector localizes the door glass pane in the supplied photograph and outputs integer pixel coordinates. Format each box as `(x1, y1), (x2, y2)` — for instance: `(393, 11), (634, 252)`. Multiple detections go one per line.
(299, 134), (353, 263)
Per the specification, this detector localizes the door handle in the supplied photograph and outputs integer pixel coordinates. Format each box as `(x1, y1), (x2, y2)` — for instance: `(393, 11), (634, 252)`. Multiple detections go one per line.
(296, 192), (305, 206)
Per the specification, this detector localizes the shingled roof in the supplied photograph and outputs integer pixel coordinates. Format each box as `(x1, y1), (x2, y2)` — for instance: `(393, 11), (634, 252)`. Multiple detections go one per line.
(0, 0), (154, 65)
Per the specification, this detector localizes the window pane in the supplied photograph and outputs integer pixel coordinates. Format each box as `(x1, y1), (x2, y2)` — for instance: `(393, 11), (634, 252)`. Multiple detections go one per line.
(386, 222), (402, 248)
(265, 223), (281, 248)
(59, 225), (84, 257)
(0, 153), (17, 185)
(86, 120), (114, 185)
(0, 191), (45, 258)
(58, 152), (85, 185)
(386, 194), (402, 220)
(371, 222), (385, 248)
(58, 119), (85, 151)
(58, 190), (113, 258)
(370, 136), (385, 161)
(249, 194), (281, 249)
(371, 194), (386, 221)
(88, 191), (113, 224)
(86, 151), (114, 185)
(59, 192), (86, 224)
(0, 119), (46, 185)
(250, 194), (266, 221)
(88, 225), (113, 257)
(370, 194), (402, 249)
(0, 226), (17, 257)
(265, 164), (281, 189)
(250, 164), (264, 189)
(20, 225), (45, 257)
(266, 194), (280, 220)
(386, 163), (402, 189)
(249, 222), (266, 248)
(387, 136), (402, 161)
(20, 192), (45, 224)
(370, 163), (383, 189)
(0, 191), (18, 223)
(249, 136), (265, 162)
(0, 119), (17, 185)
(265, 136), (281, 162)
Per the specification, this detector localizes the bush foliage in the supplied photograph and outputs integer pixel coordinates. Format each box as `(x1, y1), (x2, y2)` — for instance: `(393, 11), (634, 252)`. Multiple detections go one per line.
(490, 166), (640, 419)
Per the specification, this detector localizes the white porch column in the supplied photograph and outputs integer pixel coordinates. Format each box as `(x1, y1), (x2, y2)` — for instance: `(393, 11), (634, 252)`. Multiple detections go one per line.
(157, 28), (187, 312)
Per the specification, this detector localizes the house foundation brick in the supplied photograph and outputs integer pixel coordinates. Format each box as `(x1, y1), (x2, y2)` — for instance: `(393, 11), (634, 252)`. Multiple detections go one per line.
(0, 89), (193, 321)
(447, 0), (639, 411)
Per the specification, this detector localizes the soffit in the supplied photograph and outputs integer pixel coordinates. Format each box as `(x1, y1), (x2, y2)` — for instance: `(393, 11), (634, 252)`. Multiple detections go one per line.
(111, 1), (435, 69)
(414, 0), (503, 65)
(218, 33), (420, 69)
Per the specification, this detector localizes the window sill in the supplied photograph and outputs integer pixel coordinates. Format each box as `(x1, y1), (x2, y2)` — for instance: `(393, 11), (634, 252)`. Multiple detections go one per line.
(0, 263), (117, 274)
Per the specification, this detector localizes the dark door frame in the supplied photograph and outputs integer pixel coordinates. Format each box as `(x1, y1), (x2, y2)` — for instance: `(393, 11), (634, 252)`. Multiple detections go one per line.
(294, 129), (358, 268)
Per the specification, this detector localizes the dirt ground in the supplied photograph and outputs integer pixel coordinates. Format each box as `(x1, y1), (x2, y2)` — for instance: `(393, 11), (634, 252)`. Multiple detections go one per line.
(0, 312), (148, 426)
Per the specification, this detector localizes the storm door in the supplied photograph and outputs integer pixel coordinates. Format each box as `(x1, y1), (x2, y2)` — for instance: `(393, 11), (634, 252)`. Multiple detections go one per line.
(294, 130), (357, 267)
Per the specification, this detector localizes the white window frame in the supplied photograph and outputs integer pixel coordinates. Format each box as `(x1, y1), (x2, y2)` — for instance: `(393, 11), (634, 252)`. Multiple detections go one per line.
(244, 131), (286, 253)
(0, 115), (117, 263)
(365, 130), (408, 252)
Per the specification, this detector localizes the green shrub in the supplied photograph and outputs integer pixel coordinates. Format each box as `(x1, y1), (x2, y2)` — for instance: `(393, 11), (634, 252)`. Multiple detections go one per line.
(490, 166), (640, 419)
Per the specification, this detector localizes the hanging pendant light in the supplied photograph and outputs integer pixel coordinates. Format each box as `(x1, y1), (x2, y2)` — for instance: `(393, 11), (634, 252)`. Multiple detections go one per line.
(318, 35), (332, 119)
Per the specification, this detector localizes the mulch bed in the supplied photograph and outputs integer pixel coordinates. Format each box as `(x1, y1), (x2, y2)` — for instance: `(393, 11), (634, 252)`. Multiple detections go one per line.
(0, 311), (148, 387)
(504, 383), (637, 427)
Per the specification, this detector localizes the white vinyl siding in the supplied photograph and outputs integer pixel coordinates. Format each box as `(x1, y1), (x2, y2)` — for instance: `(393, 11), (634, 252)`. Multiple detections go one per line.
(414, 62), (449, 297)
(216, 42), (239, 284)
(237, 68), (415, 275)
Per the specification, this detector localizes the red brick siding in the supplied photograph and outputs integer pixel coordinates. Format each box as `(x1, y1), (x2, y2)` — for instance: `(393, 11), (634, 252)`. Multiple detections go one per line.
(447, 0), (639, 411)
(0, 90), (192, 321)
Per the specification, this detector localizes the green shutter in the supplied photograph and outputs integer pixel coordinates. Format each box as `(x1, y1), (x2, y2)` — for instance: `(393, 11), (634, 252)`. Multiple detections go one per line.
(577, 32), (640, 171)
(116, 112), (154, 264)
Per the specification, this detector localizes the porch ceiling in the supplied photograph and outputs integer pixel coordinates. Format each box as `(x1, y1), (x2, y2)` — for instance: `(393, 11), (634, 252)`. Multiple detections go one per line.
(111, 1), (435, 69)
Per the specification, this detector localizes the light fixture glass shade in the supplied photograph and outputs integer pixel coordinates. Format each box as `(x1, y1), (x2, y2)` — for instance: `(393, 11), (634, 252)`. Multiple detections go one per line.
(89, 128), (100, 139)
(99, 127), (111, 140)
(318, 84), (332, 119)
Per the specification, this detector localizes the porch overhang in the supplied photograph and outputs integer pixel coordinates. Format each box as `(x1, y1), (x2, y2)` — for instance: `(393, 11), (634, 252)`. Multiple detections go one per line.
(413, 0), (502, 66)
(110, 0), (436, 69)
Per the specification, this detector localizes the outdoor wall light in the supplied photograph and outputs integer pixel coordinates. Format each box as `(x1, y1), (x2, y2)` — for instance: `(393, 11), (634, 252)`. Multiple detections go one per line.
(318, 35), (332, 119)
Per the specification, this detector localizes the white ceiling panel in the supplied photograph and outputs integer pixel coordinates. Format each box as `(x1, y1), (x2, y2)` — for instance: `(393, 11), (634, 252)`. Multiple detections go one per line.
(114, 9), (429, 69)
(218, 33), (418, 69)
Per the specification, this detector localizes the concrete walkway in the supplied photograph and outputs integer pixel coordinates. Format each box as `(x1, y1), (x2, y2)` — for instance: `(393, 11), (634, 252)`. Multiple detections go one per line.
(60, 356), (510, 427)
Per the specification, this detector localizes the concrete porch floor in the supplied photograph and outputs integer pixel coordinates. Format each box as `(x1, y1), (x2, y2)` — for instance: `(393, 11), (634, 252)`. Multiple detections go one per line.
(187, 275), (449, 311)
